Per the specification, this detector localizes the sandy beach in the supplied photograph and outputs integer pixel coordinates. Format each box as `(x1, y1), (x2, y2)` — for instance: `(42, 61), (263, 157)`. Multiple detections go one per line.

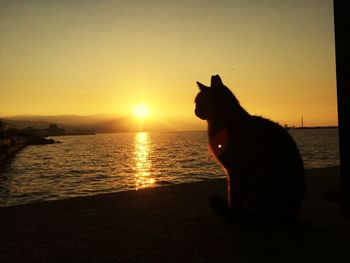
(1, 166), (349, 262)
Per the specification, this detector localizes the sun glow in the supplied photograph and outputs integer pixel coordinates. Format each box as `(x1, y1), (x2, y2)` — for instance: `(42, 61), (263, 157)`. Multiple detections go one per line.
(133, 104), (150, 119)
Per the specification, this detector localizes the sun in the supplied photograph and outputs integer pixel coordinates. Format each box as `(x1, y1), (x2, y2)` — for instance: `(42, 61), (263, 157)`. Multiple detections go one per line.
(133, 104), (150, 119)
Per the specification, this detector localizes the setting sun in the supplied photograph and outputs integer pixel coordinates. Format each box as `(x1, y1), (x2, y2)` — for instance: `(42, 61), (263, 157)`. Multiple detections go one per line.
(133, 105), (150, 119)
(0, 1), (337, 128)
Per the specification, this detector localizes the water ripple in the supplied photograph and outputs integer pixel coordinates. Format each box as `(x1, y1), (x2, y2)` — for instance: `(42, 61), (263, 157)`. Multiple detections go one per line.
(0, 130), (340, 207)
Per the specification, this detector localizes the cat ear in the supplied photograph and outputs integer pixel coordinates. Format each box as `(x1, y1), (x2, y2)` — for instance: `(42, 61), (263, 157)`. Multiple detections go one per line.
(196, 81), (209, 91)
(211, 75), (223, 88)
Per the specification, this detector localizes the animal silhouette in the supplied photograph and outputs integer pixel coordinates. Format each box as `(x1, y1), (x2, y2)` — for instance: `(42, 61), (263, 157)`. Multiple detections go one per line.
(195, 75), (305, 222)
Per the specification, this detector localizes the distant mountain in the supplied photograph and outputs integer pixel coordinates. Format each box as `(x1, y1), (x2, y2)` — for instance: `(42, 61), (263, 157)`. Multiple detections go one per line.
(1, 114), (204, 132)
(1, 118), (54, 130)
(4, 114), (114, 126)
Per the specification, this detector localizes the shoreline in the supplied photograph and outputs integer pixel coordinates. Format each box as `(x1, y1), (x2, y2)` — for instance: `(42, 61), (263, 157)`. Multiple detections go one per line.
(0, 136), (60, 170)
(1, 166), (349, 262)
(0, 165), (341, 208)
(0, 137), (27, 168)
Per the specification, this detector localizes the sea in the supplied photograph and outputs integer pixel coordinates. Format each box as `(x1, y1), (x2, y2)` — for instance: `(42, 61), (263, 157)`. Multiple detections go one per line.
(0, 129), (340, 207)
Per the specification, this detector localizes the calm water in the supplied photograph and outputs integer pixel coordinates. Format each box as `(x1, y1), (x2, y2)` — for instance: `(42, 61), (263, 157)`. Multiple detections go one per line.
(0, 129), (339, 207)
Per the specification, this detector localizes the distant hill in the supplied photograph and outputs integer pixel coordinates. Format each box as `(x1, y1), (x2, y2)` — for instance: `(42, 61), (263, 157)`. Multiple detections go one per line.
(0, 114), (204, 133)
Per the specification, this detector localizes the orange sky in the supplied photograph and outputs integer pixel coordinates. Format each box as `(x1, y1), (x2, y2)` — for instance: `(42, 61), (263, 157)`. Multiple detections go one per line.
(0, 0), (337, 129)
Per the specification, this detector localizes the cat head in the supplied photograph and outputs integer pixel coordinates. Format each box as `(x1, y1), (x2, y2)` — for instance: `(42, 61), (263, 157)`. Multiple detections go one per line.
(195, 75), (241, 121)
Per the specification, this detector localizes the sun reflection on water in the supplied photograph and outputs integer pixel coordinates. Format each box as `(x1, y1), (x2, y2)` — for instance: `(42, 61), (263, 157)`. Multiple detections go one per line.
(133, 132), (155, 189)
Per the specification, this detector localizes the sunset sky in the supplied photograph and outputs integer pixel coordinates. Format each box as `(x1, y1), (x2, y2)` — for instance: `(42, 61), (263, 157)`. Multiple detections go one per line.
(0, 0), (337, 129)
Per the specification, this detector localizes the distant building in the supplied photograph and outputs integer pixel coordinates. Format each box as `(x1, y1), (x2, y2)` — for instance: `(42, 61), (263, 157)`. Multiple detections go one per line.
(47, 124), (65, 135)
(49, 124), (59, 129)
(36, 124), (66, 136)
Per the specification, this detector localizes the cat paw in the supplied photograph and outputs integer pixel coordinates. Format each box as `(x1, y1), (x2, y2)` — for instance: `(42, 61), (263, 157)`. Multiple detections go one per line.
(226, 209), (253, 224)
(209, 195), (229, 214)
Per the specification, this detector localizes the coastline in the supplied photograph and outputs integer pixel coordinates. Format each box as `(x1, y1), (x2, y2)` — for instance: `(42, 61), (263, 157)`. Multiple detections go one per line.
(0, 137), (28, 168)
(0, 136), (59, 170)
(1, 166), (349, 262)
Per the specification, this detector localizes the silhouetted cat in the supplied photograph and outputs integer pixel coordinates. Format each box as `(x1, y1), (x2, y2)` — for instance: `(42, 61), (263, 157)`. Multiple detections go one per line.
(195, 75), (305, 223)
